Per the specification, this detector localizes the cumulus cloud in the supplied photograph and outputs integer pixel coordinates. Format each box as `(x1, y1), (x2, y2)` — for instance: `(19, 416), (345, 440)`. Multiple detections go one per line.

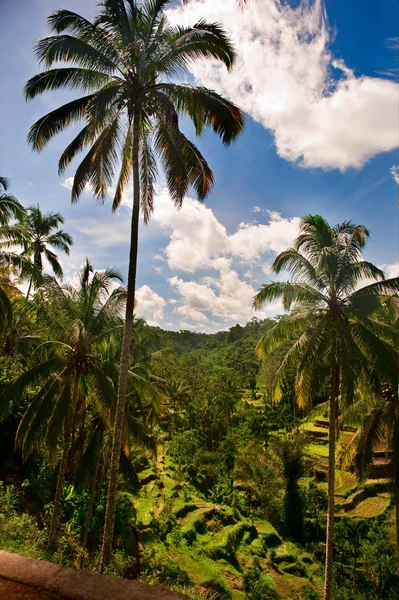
(379, 262), (399, 279)
(170, 258), (282, 327)
(390, 166), (399, 184)
(167, 0), (399, 170)
(151, 188), (300, 272)
(135, 285), (166, 326)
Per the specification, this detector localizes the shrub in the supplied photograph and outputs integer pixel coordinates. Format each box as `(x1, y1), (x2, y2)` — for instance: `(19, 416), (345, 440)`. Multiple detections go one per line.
(302, 584), (319, 600)
(243, 564), (276, 600)
(202, 576), (232, 600)
(0, 512), (46, 558)
(101, 550), (137, 578)
(143, 553), (191, 587)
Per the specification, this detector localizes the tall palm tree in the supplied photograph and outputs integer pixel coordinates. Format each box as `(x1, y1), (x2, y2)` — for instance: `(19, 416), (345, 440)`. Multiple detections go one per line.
(25, 0), (245, 567)
(6, 260), (126, 547)
(0, 176), (25, 226)
(20, 205), (73, 297)
(253, 214), (399, 600)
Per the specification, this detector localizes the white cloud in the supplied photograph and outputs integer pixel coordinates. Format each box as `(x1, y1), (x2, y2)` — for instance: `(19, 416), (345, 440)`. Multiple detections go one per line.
(135, 284), (166, 326)
(167, 0), (399, 170)
(379, 262), (399, 279)
(169, 258), (279, 327)
(142, 187), (296, 329)
(60, 177), (74, 190)
(71, 216), (132, 248)
(151, 188), (300, 272)
(390, 166), (399, 184)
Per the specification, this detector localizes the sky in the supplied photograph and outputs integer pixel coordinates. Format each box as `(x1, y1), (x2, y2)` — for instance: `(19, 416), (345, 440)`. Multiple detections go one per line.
(0, 0), (398, 332)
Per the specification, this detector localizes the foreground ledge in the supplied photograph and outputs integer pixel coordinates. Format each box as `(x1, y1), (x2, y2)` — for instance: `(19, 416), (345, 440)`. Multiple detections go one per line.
(0, 551), (188, 600)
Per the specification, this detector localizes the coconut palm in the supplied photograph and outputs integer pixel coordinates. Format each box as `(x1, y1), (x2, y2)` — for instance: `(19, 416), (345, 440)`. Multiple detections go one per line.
(0, 270), (22, 341)
(0, 176), (25, 226)
(25, 0), (245, 566)
(164, 377), (191, 432)
(19, 205), (73, 296)
(0, 176), (27, 305)
(340, 383), (399, 572)
(253, 214), (399, 600)
(6, 260), (126, 547)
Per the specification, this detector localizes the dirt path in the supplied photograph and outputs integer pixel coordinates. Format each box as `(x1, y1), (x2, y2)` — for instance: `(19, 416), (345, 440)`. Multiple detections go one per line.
(0, 579), (62, 599)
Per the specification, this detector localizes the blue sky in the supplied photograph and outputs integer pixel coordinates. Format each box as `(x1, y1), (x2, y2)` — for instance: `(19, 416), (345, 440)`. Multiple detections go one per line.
(1, 0), (398, 331)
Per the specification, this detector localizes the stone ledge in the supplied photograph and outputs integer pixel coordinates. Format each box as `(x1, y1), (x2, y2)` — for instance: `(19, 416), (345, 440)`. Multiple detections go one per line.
(0, 552), (188, 600)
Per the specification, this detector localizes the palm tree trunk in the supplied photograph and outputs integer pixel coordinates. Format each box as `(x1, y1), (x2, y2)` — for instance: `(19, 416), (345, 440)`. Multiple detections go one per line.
(100, 108), (141, 571)
(26, 276), (33, 300)
(49, 375), (80, 548)
(323, 341), (338, 600)
(82, 431), (103, 549)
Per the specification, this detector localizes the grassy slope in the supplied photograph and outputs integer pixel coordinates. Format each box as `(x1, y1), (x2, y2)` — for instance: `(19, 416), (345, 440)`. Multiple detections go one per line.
(133, 451), (323, 600)
(130, 419), (394, 599)
(301, 419), (392, 521)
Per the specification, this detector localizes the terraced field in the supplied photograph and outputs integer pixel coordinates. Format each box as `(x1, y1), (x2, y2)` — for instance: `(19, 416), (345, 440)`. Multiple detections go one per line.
(301, 419), (392, 519)
(128, 420), (393, 600)
(133, 452), (323, 599)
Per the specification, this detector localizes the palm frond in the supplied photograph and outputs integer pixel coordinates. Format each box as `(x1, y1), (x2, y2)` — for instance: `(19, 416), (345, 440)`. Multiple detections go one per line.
(253, 281), (326, 311)
(155, 83), (245, 145)
(25, 68), (112, 100)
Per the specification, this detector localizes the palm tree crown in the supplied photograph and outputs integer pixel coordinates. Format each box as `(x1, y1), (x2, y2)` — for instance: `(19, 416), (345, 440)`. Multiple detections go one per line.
(0, 176), (25, 226)
(253, 214), (398, 407)
(21, 205), (73, 280)
(25, 1), (245, 214)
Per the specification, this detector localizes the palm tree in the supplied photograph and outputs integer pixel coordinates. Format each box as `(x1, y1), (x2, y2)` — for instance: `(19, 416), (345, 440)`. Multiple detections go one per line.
(340, 383), (399, 572)
(0, 269), (22, 342)
(25, 0), (245, 567)
(19, 205), (73, 297)
(0, 176), (25, 226)
(6, 260), (126, 547)
(253, 214), (399, 600)
(0, 177), (27, 339)
(164, 377), (191, 432)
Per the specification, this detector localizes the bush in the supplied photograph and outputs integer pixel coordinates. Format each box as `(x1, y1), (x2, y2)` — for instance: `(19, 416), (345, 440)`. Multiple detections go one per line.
(101, 550), (137, 578)
(202, 576), (232, 600)
(143, 552), (191, 587)
(302, 584), (319, 600)
(0, 482), (47, 558)
(243, 564), (276, 600)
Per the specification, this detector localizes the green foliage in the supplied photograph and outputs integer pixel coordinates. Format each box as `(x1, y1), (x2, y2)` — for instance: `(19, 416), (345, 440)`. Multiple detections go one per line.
(101, 550), (137, 579)
(301, 585), (320, 600)
(302, 482), (327, 543)
(143, 551), (191, 587)
(333, 516), (399, 599)
(0, 482), (46, 558)
(202, 575), (232, 600)
(243, 563), (277, 599)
